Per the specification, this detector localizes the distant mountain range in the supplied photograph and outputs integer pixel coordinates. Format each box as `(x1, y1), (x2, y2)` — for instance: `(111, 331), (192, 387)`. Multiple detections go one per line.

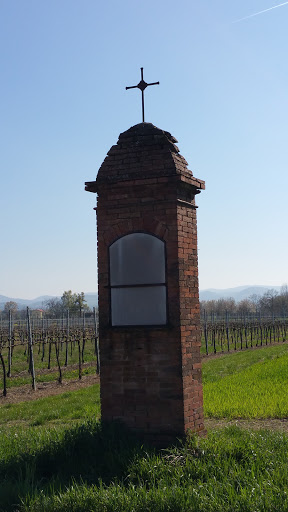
(0, 286), (282, 311)
(199, 285), (282, 302)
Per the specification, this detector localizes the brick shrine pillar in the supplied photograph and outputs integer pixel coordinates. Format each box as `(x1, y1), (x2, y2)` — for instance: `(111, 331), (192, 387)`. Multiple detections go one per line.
(86, 122), (205, 444)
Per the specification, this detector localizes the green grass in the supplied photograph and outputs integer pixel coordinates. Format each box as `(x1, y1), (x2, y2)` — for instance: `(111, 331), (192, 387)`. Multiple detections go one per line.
(0, 384), (100, 429)
(1, 342), (288, 510)
(1, 424), (288, 511)
(202, 343), (288, 419)
(202, 342), (288, 381)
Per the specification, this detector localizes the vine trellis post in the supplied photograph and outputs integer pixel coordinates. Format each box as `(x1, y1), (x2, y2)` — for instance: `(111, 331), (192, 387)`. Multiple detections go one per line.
(27, 307), (36, 391)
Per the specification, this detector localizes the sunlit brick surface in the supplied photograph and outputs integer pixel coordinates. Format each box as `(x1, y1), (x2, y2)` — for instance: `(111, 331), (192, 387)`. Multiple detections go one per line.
(86, 123), (206, 444)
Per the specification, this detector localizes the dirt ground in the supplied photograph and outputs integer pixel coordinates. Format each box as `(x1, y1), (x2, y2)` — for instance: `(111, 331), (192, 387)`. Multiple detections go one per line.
(0, 374), (99, 405)
(204, 417), (288, 433)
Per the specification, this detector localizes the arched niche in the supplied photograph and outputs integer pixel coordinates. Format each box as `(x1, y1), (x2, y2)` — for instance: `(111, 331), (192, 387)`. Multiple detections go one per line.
(109, 232), (167, 326)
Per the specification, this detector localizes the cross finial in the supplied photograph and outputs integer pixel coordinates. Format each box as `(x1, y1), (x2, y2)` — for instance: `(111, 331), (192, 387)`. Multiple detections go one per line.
(126, 68), (159, 123)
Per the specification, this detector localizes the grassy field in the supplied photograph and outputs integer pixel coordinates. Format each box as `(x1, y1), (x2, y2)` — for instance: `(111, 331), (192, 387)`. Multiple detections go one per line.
(1, 343), (288, 511)
(2, 420), (288, 511)
(203, 342), (288, 418)
(0, 384), (100, 428)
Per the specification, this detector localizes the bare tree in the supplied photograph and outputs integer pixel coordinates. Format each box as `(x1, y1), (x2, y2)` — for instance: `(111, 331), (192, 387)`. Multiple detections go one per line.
(259, 289), (278, 316)
(43, 298), (63, 318)
(248, 294), (261, 313)
(237, 299), (254, 316)
(4, 301), (18, 315)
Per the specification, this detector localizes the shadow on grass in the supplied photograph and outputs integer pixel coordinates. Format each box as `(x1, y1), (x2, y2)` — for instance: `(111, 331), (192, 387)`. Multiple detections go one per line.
(0, 420), (151, 511)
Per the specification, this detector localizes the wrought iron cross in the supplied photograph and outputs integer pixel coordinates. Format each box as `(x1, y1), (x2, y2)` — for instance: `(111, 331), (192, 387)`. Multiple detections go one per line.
(126, 68), (159, 123)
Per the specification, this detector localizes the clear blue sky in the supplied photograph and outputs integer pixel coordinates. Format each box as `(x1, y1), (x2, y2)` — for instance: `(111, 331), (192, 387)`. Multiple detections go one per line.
(1, 0), (287, 299)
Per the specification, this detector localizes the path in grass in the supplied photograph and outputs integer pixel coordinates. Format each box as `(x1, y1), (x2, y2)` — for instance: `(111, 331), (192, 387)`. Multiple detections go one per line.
(205, 417), (288, 432)
(0, 373), (99, 405)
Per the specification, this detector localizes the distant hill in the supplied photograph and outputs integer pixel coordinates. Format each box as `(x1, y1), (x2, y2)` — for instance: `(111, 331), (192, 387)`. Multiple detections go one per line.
(0, 293), (98, 311)
(0, 286), (283, 310)
(199, 285), (282, 302)
(0, 294), (58, 310)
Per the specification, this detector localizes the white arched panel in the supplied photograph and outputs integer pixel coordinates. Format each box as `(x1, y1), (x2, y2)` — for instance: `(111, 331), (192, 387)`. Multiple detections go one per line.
(109, 233), (167, 326)
(109, 233), (165, 286)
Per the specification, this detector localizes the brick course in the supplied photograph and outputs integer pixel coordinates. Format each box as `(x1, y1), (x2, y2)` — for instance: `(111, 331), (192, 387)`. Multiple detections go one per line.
(86, 122), (205, 444)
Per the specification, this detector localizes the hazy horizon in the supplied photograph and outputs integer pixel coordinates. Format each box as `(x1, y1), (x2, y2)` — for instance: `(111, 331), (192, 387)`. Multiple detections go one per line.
(1, 284), (286, 302)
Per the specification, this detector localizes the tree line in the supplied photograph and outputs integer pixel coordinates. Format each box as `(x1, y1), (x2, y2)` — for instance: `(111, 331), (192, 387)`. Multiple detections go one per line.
(1, 290), (92, 319)
(3, 286), (288, 321)
(200, 285), (288, 319)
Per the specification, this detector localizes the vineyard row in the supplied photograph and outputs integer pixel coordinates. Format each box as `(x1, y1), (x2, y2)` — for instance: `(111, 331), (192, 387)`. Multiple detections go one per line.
(0, 310), (288, 396)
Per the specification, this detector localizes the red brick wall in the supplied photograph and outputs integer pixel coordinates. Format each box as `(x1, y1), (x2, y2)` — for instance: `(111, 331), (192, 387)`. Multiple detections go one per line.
(86, 123), (205, 444)
(177, 202), (204, 434)
(96, 176), (204, 443)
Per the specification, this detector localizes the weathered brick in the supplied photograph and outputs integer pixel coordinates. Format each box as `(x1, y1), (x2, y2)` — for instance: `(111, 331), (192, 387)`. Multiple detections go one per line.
(86, 122), (205, 444)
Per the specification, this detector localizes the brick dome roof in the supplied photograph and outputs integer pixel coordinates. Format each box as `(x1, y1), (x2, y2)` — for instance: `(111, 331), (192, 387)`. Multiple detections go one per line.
(95, 122), (195, 185)
(85, 123), (205, 193)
